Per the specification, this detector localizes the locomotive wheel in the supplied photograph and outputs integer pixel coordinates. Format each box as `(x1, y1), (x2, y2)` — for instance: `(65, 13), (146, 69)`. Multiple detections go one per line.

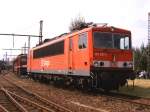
(82, 79), (89, 89)
(120, 79), (127, 86)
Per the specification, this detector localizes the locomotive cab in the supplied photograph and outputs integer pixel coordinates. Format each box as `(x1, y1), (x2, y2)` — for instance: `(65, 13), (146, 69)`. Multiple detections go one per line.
(90, 27), (135, 90)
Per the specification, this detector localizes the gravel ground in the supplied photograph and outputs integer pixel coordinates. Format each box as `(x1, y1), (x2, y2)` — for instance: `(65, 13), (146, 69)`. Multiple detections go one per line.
(4, 73), (150, 112)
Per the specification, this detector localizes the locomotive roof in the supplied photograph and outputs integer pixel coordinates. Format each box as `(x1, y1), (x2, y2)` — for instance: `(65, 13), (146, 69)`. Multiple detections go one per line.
(13, 54), (27, 62)
(14, 54), (27, 61)
(32, 26), (131, 51)
(17, 54), (27, 57)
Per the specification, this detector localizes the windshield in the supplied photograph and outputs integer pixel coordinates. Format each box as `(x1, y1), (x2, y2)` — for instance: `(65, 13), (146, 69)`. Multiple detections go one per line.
(93, 32), (130, 50)
(21, 57), (27, 65)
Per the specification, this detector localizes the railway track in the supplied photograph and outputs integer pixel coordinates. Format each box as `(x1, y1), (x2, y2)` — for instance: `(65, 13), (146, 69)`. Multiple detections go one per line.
(108, 92), (150, 106)
(2, 73), (150, 112)
(95, 89), (150, 109)
(0, 88), (26, 112)
(0, 76), (72, 112)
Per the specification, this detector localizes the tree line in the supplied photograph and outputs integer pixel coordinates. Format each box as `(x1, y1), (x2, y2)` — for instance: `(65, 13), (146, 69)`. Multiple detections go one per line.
(133, 44), (150, 72)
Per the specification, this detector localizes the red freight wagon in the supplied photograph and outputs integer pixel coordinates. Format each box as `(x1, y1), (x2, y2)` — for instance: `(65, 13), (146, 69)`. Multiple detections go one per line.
(13, 54), (27, 75)
(27, 24), (135, 90)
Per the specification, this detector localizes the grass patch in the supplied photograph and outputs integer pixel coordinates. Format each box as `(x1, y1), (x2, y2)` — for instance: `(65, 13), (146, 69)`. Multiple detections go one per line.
(119, 79), (150, 98)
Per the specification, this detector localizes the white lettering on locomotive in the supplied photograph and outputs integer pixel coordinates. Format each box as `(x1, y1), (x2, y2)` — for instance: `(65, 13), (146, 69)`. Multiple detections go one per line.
(94, 52), (108, 57)
(41, 59), (50, 67)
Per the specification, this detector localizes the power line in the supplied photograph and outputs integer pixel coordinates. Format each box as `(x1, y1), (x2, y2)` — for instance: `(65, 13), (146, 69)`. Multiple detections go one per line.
(4, 55), (18, 56)
(0, 33), (39, 37)
(0, 20), (43, 60)
(39, 20), (43, 44)
(3, 48), (24, 50)
(0, 20), (43, 51)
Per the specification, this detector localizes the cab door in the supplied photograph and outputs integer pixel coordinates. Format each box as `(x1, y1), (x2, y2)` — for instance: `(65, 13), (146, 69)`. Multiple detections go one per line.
(68, 37), (74, 74)
(74, 32), (89, 76)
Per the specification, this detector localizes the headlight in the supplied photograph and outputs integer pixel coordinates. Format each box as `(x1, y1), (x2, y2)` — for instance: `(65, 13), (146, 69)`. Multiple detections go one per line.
(93, 61), (99, 67)
(100, 62), (104, 66)
(128, 63), (133, 67)
(93, 61), (105, 67)
(122, 62), (133, 68)
(123, 62), (127, 67)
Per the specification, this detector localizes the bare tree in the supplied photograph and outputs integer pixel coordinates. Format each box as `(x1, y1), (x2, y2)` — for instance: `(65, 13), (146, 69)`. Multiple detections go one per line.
(69, 16), (88, 32)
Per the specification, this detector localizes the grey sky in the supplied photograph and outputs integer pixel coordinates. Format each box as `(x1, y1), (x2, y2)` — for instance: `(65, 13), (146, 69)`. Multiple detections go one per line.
(0, 0), (149, 60)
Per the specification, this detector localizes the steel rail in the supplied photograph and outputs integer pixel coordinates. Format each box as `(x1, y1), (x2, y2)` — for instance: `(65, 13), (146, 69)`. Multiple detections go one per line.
(1, 87), (28, 112)
(7, 89), (55, 112)
(0, 104), (9, 112)
(14, 84), (72, 112)
(109, 93), (150, 107)
(96, 89), (150, 108)
(3, 76), (73, 112)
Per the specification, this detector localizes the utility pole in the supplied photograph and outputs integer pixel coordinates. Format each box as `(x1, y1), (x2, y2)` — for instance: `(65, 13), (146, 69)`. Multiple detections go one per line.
(24, 42), (26, 54)
(5, 52), (7, 62)
(28, 36), (30, 50)
(39, 20), (43, 44)
(148, 13), (150, 72)
(13, 34), (14, 48)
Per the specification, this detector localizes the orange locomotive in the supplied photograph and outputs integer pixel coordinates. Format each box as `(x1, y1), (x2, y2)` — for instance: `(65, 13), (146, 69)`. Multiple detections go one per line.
(27, 24), (135, 90)
(13, 54), (27, 75)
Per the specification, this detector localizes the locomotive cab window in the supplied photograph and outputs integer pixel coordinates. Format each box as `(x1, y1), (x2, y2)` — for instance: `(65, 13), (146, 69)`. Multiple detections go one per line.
(78, 32), (87, 49)
(93, 32), (131, 50)
(21, 57), (27, 65)
(93, 32), (112, 48)
(113, 34), (130, 50)
(125, 37), (130, 49)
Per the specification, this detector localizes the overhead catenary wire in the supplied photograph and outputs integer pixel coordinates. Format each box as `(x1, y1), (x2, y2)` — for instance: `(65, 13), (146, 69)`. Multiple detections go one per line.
(0, 20), (43, 61)
(0, 33), (40, 37)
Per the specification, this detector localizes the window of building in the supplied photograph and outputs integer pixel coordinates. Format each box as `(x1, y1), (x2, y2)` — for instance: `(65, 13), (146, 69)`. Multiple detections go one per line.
(78, 32), (87, 49)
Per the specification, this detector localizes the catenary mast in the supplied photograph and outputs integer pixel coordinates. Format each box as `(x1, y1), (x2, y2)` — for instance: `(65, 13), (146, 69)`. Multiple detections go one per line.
(148, 13), (150, 72)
